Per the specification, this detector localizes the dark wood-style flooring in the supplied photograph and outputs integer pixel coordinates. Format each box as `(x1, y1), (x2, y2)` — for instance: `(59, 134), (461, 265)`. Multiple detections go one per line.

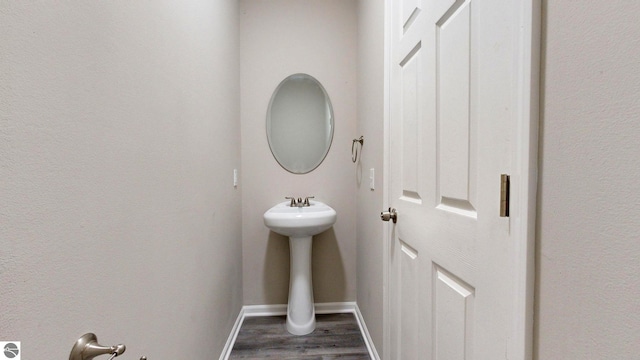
(229, 313), (372, 359)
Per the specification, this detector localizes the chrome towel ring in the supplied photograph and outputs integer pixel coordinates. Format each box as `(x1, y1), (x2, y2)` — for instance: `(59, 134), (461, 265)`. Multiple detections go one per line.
(352, 136), (364, 163)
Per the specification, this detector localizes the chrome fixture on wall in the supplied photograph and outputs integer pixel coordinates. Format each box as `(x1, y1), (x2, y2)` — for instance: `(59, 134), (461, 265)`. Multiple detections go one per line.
(69, 333), (146, 360)
(352, 136), (363, 163)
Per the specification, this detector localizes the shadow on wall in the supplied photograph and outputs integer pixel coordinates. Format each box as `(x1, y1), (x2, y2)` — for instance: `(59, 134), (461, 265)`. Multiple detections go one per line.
(263, 232), (291, 304)
(312, 228), (346, 302)
(262, 228), (346, 304)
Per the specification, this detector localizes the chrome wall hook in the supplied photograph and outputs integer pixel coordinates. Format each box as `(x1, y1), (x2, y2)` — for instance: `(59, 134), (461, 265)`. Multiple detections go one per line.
(69, 333), (125, 360)
(352, 136), (364, 163)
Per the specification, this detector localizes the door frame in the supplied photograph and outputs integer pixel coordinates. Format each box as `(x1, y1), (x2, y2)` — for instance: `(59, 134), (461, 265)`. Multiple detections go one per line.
(381, 1), (541, 359)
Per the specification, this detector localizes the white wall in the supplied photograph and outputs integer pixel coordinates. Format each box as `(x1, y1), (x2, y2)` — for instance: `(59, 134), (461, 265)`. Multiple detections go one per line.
(355, 0), (386, 354)
(535, 1), (640, 358)
(240, 0), (358, 306)
(0, 1), (242, 358)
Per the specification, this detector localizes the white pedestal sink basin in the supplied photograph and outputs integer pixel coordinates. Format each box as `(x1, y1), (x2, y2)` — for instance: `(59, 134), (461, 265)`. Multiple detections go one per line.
(263, 200), (337, 335)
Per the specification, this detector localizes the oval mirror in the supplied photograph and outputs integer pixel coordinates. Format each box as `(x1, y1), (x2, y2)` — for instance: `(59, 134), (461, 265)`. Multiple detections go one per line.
(266, 73), (334, 174)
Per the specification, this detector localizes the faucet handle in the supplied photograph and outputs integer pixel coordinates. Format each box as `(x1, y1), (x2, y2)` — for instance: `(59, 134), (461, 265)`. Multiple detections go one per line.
(303, 196), (315, 206)
(285, 197), (297, 207)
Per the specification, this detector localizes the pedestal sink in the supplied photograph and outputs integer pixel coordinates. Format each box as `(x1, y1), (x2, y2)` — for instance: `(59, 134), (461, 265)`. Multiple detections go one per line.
(263, 200), (337, 335)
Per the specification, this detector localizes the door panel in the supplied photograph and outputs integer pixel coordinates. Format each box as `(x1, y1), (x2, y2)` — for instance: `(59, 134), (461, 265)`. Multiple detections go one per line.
(436, 1), (475, 216)
(399, 42), (423, 202)
(387, 0), (535, 358)
(398, 239), (421, 359)
(433, 264), (474, 360)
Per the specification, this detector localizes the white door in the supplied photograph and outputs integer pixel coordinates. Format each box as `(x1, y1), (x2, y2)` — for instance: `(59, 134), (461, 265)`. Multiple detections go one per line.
(386, 0), (537, 359)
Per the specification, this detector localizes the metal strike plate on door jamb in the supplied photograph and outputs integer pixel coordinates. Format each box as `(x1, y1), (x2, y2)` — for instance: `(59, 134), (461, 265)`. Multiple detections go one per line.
(500, 174), (510, 217)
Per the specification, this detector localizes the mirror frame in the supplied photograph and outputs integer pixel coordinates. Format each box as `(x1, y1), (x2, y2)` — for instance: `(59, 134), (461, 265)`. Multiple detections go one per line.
(266, 73), (334, 174)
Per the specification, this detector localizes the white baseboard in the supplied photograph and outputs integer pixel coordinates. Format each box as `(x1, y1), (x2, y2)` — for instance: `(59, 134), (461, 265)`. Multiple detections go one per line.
(353, 303), (381, 360)
(218, 302), (380, 360)
(242, 303), (287, 316)
(218, 307), (245, 360)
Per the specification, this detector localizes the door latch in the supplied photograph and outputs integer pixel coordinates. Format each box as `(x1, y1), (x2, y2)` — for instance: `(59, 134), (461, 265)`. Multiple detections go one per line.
(380, 208), (398, 223)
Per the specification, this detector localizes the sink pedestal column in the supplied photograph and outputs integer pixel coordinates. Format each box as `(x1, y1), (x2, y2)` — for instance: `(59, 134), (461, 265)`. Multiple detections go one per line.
(287, 235), (315, 335)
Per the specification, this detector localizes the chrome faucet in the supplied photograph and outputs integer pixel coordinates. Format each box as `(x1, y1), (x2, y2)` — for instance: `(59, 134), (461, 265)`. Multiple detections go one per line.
(285, 196), (315, 207)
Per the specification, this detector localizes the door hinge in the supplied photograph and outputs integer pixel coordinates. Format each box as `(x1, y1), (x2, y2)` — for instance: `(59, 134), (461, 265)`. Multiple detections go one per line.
(500, 174), (510, 217)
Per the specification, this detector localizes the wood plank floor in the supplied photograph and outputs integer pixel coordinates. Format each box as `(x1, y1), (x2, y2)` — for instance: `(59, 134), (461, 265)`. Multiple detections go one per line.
(229, 313), (372, 359)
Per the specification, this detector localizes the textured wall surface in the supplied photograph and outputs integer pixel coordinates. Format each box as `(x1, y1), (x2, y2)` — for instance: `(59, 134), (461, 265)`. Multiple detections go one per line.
(5, 1), (638, 358)
(536, 1), (640, 358)
(240, 0), (357, 306)
(355, 0), (386, 355)
(0, 1), (242, 358)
